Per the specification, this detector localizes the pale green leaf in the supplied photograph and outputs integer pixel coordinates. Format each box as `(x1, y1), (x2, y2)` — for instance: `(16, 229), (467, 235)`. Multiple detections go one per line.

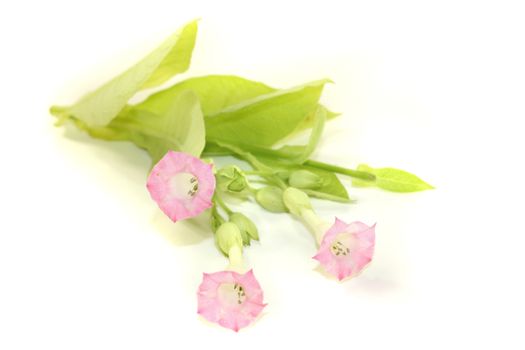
(141, 21), (198, 89)
(135, 75), (275, 116)
(297, 166), (350, 202)
(50, 20), (198, 127)
(296, 109), (339, 131)
(117, 90), (204, 163)
(276, 105), (326, 163)
(357, 164), (434, 192)
(134, 75), (337, 150)
(65, 90), (205, 164)
(351, 177), (376, 188)
(205, 79), (331, 147)
(150, 90), (205, 158)
(134, 75), (339, 127)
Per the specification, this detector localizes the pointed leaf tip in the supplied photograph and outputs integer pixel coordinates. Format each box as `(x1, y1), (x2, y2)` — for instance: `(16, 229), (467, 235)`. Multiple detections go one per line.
(53, 20), (198, 127)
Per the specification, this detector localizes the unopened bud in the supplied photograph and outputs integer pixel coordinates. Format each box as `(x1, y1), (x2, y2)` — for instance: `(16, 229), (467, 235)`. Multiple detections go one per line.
(255, 186), (287, 213)
(216, 166), (248, 193)
(276, 171), (291, 181)
(288, 170), (322, 189)
(215, 222), (243, 256)
(282, 187), (312, 216)
(230, 212), (259, 243)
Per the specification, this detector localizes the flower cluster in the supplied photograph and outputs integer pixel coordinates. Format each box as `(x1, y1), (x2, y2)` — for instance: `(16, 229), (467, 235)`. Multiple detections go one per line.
(147, 152), (376, 331)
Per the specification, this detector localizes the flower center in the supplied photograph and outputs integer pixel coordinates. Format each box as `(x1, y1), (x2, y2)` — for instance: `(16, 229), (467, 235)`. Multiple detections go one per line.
(217, 282), (247, 307)
(169, 172), (199, 200)
(330, 240), (350, 256)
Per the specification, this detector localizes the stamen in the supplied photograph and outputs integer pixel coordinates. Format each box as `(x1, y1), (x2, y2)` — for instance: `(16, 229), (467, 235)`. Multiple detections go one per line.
(331, 240), (350, 257)
(218, 282), (247, 307)
(170, 173), (200, 199)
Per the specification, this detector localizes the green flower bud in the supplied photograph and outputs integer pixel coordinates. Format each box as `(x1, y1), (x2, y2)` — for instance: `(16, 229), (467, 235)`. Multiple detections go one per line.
(288, 170), (322, 189)
(238, 229), (251, 246)
(227, 176), (247, 192)
(255, 186), (287, 213)
(215, 222), (243, 256)
(282, 187), (312, 216)
(276, 171), (291, 181)
(216, 166), (248, 193)
(230, 212), (259, 243)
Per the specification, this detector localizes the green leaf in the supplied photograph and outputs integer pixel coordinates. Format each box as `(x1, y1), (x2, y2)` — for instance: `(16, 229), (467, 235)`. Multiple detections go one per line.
(350, 177), (376, 188)
(276, 105), (326, 163)
(66, 90), (205, 164)
(134, 74), (339, 126)
(147, 90), (205, 159)
(296, 109), (339, 132)
(357, 164), (434, 192)
(120, 90), (204, 162)
(301, 188), (352, 202)
(135, 75), (275, 116)
(50, 20), (198, 127)
(205, 79), (331, 147)
(134, 76), (337, 154)
(140, 22), (198, 89)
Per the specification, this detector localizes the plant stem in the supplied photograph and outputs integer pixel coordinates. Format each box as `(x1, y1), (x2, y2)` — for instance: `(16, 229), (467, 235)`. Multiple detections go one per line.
(243, 170), (274, 176)
(304, 160), (375, 181)
(204, 141), (375, 181)
(213, 193), (233, 215)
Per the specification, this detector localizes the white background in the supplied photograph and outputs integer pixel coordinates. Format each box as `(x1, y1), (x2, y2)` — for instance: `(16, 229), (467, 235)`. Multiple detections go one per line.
(1, 0), (524, 348)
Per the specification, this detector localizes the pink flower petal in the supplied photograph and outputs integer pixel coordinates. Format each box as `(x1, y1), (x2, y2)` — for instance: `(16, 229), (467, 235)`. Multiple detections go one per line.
(313, 218), (376, 281)
(197, 270), (266, 332)
(146, 151), (215, 222)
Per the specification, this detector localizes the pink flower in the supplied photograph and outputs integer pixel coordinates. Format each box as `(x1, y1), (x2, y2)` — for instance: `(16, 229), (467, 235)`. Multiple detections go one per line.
(197, 270), (266, 332)
(313, 218), (375, 281)
(146, 151), (215, 222)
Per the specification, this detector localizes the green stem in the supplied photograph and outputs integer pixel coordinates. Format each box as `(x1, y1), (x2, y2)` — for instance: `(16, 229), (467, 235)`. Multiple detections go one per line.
(204, 140), (295, 158)
(213, 193), (233, 215)
(261, 173), (287, 190)
(244, 170), (274, 176)
(213, 141), (273, 172)
(304, 160), (375, 181)
(246, 185), (259, 194)
(204, 141), (375, 181)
